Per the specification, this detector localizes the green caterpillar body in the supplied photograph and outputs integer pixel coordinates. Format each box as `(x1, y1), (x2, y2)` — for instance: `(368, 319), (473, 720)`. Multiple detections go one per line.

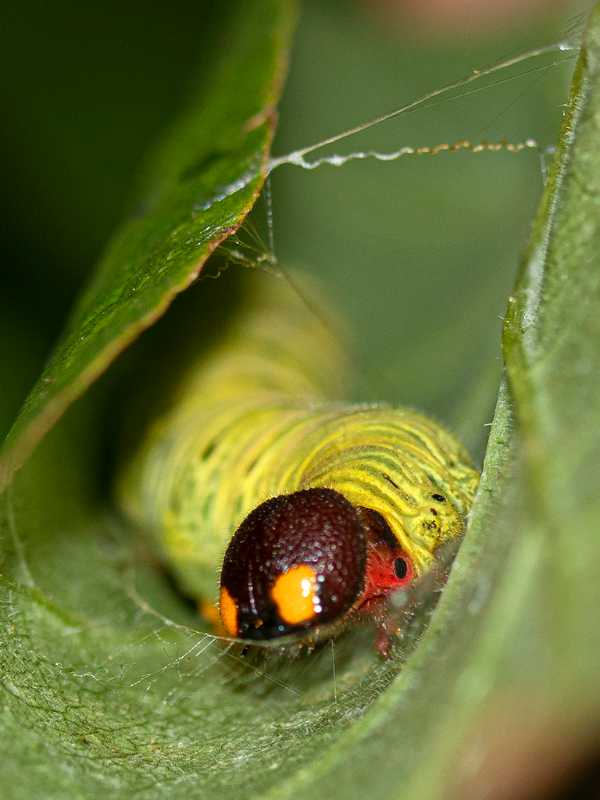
(119, 271), (479, 641)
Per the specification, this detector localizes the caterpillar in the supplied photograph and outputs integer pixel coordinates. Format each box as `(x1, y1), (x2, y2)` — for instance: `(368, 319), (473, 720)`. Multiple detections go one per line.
(118, 268), (479, 654)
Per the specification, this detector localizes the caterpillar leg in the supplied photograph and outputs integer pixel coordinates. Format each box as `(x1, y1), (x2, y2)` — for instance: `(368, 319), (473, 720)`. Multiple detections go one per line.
(374, 621), (398, 659)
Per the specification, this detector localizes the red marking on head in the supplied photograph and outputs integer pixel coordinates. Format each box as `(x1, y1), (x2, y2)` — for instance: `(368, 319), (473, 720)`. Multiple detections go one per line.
(362, 542), (413, 600)
(355, 508), (414, 611)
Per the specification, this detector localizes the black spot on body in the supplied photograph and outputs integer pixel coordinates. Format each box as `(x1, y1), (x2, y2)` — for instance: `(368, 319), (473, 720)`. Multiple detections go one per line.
(383, 473), (399, 489)
(432, 493), (446, 503)
(201, 441), (217, 460)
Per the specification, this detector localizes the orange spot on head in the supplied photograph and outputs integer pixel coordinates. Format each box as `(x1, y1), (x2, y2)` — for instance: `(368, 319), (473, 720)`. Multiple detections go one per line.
(199, 599), (227, 636)
(219, 587), (238, 636)
(270, 564), (319, 625)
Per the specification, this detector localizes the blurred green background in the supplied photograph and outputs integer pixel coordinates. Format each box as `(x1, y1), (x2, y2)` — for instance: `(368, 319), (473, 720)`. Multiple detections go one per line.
(0, 0), (577, 459)
(271, 1), (577, 453)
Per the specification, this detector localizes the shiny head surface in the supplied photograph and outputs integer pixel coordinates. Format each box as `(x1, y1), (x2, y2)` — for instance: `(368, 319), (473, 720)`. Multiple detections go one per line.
(219, 488), (366, 639)
(219, 487), (415, 641)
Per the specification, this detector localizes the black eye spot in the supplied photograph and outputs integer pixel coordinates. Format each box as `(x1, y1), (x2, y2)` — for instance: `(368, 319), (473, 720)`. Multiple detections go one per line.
(394, 558), (409, 580)
(432, 493), (446, 503)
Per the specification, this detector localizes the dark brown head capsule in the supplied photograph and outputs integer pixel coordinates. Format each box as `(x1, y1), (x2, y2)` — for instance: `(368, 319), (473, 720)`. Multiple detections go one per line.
(219, 488), (368, 640)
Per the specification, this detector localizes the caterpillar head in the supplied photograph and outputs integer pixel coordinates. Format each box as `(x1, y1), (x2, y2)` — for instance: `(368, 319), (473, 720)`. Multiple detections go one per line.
(219, 487), (414, 642)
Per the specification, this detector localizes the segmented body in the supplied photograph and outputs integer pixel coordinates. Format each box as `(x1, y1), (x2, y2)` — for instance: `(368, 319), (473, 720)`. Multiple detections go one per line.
(118, 272), (479, 611)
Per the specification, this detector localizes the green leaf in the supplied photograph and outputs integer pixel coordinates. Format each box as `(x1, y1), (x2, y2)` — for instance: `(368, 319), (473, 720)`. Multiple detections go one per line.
(2, 4), (600, 800)
(0, 1), (296, 489)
